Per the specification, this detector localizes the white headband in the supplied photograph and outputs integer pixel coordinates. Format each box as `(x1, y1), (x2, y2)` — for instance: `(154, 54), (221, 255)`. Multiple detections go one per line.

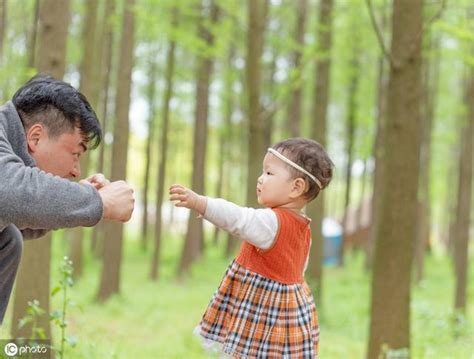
(267, 148), (323, 189)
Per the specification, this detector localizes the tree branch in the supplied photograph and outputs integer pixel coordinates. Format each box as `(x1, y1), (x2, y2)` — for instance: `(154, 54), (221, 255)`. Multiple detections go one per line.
(366, 0), (394, 67)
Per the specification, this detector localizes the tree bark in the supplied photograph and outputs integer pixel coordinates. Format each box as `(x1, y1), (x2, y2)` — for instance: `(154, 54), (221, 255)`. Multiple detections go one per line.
(97, 0), (135, 301)
(414, 30), (439, 284)
(69, 0), (100, 279)
(150, 9), (178, 280)
(287, 0), (307, 137)
(0, 0), (6, 62)
(368, 0), (423, 357)
(453, 58), (473, 313)
(245, 0), (269, 209)
(178, 1), (219, 276)
(91, 0), (115, 257)
(11, 0), (70, 340)
(341, 43), (360, 266)
(306, 0), (333, 307)
(141, 49), (159, 252)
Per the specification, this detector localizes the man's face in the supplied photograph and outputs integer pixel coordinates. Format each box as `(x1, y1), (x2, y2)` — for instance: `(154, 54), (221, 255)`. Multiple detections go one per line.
(27, 125), (86, 179)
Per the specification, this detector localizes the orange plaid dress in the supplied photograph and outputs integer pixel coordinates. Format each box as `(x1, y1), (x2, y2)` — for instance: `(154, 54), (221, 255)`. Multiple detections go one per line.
(197, 208), (319, 358)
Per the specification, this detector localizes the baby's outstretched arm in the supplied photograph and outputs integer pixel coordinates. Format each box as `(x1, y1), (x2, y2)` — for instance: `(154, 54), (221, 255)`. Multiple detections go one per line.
(169, 184), (277, 250)
(169, 184), (207, 214)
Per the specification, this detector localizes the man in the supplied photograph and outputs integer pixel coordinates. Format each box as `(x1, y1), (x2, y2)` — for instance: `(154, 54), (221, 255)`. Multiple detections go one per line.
(0, 74), (135, 324)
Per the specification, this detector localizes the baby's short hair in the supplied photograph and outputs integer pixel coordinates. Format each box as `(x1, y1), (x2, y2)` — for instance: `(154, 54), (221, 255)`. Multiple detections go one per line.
(271, 137), (334, 201)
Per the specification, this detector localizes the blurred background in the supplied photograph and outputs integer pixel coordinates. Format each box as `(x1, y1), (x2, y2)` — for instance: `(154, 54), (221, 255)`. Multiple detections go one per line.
(0, 0), (472, 358)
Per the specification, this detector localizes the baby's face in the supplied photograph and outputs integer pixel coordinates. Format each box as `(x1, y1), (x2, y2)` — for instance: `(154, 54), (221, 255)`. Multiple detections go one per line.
(256, 152), (295, 208)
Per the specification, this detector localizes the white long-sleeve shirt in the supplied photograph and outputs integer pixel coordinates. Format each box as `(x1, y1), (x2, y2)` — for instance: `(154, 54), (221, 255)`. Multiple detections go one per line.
(203, 197), (278, 250)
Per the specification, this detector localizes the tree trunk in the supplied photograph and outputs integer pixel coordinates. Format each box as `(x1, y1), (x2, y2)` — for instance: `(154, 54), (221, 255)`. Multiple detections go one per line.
(453, 59), (473, 313)
(214, 45), (236, 247)
(365, 0), (389, 272)
(306, 0), (333, 307)
(0, 0), (6, 62)
(178, 1), (219, 276)
(97, 0), (135, 301)
(69, 0), (100, 279)
(27, 0), (40, 68)
(91, 0), (115, 257)
(367, 1), (423, 357)
(245, 0), (268, 209)
(414, 31), (439, 285)
(11, 0), (70, 340)
(341, 44), (360, 266)
(141, 49), (159, 252)
(150, 10), (178, 280)
(287, 0), (307, 137)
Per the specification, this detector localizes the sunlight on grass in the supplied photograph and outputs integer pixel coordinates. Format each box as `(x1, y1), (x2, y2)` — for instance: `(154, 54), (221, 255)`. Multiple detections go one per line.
(1, 232), (472, 358)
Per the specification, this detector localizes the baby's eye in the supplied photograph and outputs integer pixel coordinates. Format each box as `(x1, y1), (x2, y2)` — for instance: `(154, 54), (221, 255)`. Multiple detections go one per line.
(266, 171), (272, 175)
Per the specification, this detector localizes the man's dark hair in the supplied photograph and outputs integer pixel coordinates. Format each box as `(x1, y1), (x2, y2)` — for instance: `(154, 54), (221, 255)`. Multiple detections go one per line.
(272, 137), (334, 201)
(12, 74), (102, 149)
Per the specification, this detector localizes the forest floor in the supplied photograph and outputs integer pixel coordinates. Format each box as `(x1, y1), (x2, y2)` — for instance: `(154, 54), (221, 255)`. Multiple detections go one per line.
(1, 230), (472, 358)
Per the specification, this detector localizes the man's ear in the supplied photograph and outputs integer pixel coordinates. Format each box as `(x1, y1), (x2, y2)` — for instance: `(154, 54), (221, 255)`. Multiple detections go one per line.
(26, 123), (46, 153)
(290, 178), (307, 199)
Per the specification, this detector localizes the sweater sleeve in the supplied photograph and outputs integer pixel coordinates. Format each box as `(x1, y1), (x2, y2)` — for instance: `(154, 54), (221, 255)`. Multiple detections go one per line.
(0, 134), (103, 232)
(202, 197), (278, 250)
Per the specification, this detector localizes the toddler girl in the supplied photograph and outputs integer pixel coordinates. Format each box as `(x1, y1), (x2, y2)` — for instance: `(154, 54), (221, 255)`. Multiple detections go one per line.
(169, 138), (333, 358)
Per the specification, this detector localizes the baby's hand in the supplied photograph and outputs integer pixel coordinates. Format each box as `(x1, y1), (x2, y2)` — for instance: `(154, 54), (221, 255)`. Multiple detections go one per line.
(169, 184), (207, 214)
(80, 173), (110, 189)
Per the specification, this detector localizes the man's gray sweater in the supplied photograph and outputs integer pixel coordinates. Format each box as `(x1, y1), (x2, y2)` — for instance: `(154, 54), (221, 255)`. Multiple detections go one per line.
(0, 101), (103, 238)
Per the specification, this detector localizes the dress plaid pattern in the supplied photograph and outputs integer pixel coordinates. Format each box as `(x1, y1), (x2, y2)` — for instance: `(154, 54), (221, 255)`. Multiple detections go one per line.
(198, 260), (319, 358)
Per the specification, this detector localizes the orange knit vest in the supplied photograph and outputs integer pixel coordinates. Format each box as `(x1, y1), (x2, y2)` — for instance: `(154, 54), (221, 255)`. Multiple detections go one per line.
(235, 208), (311, 284)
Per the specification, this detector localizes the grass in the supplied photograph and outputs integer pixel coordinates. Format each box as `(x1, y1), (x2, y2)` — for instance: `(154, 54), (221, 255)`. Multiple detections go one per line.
(1, 231), (472, 358)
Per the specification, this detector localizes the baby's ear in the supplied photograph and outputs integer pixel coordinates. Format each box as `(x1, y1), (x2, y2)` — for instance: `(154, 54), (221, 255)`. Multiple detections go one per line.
(290, 178), (307, 198)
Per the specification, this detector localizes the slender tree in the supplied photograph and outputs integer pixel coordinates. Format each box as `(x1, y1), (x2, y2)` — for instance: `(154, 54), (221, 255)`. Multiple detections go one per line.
(341, 40), (361, 266)
(453, 55), (473, 314)
(245, 0), (269, 208)
(414, 30), (439, 284)
(179, 0), (219, 275)
(11, 0), (70, 339)
(287, 0), (307, 137)
(0, 0), (6, 63)
(91, 0), (116, 256)
(365, 0), (389, 271)
(150, 8), (178, 280)
(141, 49), (159, 252)
(69, 0), (100, 279)
(97, 0), (135, 301)
(368, 0), (423, 357)
(306, 0), (334, 306)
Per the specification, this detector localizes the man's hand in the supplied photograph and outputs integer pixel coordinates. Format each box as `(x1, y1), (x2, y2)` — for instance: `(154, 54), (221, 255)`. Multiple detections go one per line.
(80, 173), (110, 190)
(169, 184), (207, 214)
(98, 181), (135, 222)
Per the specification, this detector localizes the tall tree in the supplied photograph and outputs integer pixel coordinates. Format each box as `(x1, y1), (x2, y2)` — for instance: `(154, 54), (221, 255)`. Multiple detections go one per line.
(91, 0), (115, 257)
(367, 0), (423, 357)
(453, 55), (473, 314)
(97, 0), (135, 301)
(287, 0), (307, 137)
(179, 0), (219, 275)
(0, 0), (6, 63)
(213, 44), (236, 247)
(150, 8), (178, 280)
(306, 0), (334, 306)
(27, 0), (40, 68)
(11, 0), (70, 339)
(69, 0), (100, 279)
(141, 49), (159, 252)
(245, 0), (269, 208)
(365, 0), (389, 271)
(341, 39), (361, 266)
(414, 30), (439, 284)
